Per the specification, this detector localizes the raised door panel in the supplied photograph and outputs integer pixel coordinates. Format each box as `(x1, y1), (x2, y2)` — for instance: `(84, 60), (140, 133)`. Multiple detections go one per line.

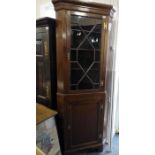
(65, 93), (105, 149)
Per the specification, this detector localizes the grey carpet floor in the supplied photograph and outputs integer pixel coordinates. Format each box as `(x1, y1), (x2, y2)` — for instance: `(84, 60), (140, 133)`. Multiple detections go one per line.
(76, 134), (119, 155)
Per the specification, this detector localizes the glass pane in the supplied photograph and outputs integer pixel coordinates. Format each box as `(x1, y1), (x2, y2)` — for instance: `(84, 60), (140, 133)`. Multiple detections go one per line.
(36, 27), (50, 99)
(70, 50), (77, 61)
(36, 40), (43, 55)
(81, 25), (93, 31)
(80, 37), (94, 49)
(93, 24), (102, 32)
(94, 84), (100, 89)
(87, 63), (100, 83)
(88, 32), (101, 49)
(71, 28), (84, 48)
(78, 50), (94, 70)
(95, 50), (100, 61)
(78, 76), (93, 89)
(70, 15), (102, 90)
(71, 63), (83, 84)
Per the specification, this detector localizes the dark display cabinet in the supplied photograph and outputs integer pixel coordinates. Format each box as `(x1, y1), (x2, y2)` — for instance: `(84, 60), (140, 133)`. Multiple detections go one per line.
(36, 17), (57, 109)
(52, 0), (115, 154)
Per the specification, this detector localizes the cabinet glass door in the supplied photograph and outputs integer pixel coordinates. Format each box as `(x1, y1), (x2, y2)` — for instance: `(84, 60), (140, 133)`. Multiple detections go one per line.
(36, 27), (51, 102)
(70, 15), (102, 90)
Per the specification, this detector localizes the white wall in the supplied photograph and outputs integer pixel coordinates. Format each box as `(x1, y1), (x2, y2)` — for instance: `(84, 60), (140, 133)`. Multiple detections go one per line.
(36, 0), (55, 19)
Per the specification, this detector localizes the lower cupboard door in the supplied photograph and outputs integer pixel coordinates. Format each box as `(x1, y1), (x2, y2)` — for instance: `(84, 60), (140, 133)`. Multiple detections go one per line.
(66, 94), (104, 149)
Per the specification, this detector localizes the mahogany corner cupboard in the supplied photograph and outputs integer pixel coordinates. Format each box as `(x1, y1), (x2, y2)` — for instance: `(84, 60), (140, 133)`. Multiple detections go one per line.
(52, 0), (115, 154)
(36, 18), (57, 109)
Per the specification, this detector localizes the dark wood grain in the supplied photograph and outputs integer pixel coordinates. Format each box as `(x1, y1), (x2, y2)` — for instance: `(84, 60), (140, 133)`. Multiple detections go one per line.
(52, 0), (114, 154)
(52, 0), (115, 16)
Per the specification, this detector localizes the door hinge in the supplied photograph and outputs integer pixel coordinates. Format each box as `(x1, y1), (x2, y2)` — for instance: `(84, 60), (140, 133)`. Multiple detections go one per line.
(103, 22), (108, 30)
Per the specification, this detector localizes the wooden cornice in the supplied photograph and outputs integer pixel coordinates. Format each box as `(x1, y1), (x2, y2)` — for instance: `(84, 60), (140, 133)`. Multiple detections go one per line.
(52, 0), (115, 17)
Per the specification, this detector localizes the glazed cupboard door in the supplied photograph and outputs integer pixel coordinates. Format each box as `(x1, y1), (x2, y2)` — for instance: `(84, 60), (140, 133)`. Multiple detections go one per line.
(36, 27), (51, 106)
(67, 12), (107, 92)
(65, 93), (105, 150)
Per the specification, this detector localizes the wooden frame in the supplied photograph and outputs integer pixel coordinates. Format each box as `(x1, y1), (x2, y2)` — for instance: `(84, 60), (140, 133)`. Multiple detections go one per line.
(36, 17), (57, 109)
(52, 0), (115, 154)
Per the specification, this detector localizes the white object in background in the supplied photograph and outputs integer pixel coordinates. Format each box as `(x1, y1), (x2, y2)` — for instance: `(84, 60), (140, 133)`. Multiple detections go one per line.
(40, 2), (55, 19)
